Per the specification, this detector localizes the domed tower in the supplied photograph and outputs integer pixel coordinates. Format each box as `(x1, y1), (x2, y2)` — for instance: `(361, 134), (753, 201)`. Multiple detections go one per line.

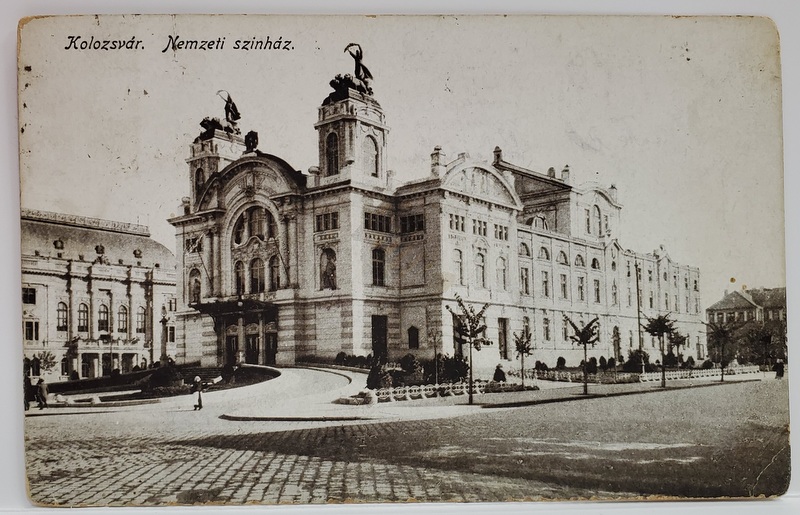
(313, 44), (390, 189)
(186, 118), (246, 211)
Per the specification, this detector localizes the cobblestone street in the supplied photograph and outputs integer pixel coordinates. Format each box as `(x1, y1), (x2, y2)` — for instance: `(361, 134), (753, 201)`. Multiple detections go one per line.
(24, 369), (790, 507)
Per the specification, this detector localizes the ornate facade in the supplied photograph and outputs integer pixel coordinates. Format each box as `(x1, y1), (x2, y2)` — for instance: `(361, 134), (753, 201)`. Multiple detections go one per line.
(169, 63), (707, 375)
(21, 209), (177, 381)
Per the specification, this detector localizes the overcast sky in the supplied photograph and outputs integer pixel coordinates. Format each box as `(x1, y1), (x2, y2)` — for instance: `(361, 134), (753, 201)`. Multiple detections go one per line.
(18, 14), (785, 309)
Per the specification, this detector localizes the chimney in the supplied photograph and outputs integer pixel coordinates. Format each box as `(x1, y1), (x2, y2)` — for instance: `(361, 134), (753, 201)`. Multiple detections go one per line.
(547, 167), (556, 178)
(181, 197), (191, 215)
(561, 164), (570, 183)
(609, 184), (618, 201)
(308, 166), (320, 187)
(493, 146), (503, 165)
(431, 146), (446, 177)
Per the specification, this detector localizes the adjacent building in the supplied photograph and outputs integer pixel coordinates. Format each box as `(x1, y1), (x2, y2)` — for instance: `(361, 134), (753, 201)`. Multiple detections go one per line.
(706, 287), (787, 325)
(21, 209), (177, 382)
(168, 61), (707, 375)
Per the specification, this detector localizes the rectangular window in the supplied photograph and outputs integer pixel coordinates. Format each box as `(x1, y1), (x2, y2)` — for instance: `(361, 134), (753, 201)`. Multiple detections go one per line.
(520, 267), (530, 295)
(694, 279), (699, 291)
(543, 318), (551, 341)
(648, 269), (653, 282)
(136, 310), (146, 334)
(498, 318), (508, 360)
(665, 293), (670, 310)
(57, 304), (68, 332)
(542, 271), (550, 298)
(627, 288), (632, 307)
(594, 279), (601, 303)
(168, 326), (176, 343)
(578, 277), (585, 301)
(24, 321), (40, 341)
(315, 212), (339, 232)
(603, 214), (609, 233)
(168, 298), (177, 312)
(675, 295), (679, 313)
(585, 209), (591, 234)
(560, 274), (568, 299)
(400, 214), (425, 234)
(22, 287), (36, 305)
(649, 292), (654, 309)
(364, 211), (392, 233)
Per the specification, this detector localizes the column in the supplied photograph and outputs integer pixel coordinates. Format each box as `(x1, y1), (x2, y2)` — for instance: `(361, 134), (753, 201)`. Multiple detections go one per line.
(214, 229), (223, 296)
(278, 216), (289, 287)
(289, 214), (299, 287)
(258, 313), (265, 365)
(237, 316), (245, 364)
(205, 230), (214, 295)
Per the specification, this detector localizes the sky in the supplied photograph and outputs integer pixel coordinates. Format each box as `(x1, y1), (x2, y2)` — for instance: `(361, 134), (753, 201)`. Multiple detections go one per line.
(17, 14), (785, 310)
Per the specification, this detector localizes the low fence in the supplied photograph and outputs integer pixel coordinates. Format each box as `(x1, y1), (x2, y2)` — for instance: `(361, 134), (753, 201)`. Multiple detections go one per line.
(508, 365), (762, 384)
(374, 380), (521, 403)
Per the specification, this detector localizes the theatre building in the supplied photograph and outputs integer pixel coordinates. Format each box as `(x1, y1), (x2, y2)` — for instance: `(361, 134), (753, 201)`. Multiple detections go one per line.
(21, 209), (177, 382)
(169, 63), (706, 374)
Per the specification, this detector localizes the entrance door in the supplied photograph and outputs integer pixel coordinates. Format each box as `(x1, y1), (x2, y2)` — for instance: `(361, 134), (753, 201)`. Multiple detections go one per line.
(245, 335), (259, 364)
(265, 333), (277, 365)
(225, 335), (238, 365)
(371, 315), (388, 359)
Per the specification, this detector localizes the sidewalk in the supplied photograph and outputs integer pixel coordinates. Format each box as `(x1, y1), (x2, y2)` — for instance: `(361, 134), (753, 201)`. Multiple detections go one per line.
(219, 366), (764, 422)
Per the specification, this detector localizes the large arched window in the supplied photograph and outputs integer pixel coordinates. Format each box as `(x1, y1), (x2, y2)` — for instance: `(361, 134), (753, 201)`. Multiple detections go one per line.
(533, 216), (548, 230)
(497, 257), (507, 290)
(454, 249), (464, 285)
(118, 306), (128, 333)
(326, 132), (339, 176)
(136, 307), (146, 334)
(320, 248), (337, 290)
(250, 258), (265, 293)
(266, 210), (277, 239)
(194, 168), (204, 197)
(233, 261), (245, 295)
(593, 205), (602, 236)
(248, 208), (265, 239)
(98, 304), (109, 332)
(269, 255), (280, 291)
(77, 303), (89, 332)
(233, 216), (245, 245)
(476, 253), (486, 287)
(372, 248), (386, 286)
(56, 302), (68, 331)
(362, 136), (379, 177)
(189, 268), (202, 303)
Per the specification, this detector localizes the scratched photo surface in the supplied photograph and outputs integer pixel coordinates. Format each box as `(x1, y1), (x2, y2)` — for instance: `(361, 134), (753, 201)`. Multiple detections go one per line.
(18, 15), (788, 507)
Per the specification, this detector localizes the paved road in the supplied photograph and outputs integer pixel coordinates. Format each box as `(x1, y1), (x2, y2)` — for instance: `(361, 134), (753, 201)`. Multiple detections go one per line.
(24, 369), (789, 507)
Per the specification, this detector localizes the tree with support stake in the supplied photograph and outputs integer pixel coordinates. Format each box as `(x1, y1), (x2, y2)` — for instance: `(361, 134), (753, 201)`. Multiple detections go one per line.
(513, 325), (533, 390)
(705, 319), (742, 382)
(564, 316), (599, 395)
(445, 294), (492, 405)
(643, 314), (675, 388)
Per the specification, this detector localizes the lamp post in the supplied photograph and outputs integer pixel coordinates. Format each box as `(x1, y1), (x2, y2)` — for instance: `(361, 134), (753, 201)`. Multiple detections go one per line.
(159, 305), (169, 366)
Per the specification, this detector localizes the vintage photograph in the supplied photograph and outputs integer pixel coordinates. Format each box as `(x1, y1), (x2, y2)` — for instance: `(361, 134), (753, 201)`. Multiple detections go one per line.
(18, 14), (788, 506)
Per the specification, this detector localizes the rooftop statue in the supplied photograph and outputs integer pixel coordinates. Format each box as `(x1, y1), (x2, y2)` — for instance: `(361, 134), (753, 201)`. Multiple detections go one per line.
(323, 43), (374, 104)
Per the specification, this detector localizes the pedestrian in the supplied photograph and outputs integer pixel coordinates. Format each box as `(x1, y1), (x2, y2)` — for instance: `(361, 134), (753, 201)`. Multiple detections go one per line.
(493, 364), (506, 383)
(192, 376), (203, 410)
(24, 375), (32, 411)
(36, 378), (48, 409)
(773, 359), (785, 379)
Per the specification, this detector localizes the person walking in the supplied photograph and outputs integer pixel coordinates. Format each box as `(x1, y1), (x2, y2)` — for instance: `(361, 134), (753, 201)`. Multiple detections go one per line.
(192, 376), (203, 410)
(24, 375), (32, 411)
(36, 378), (48, 409)
(773, 359), (785, 379)
(493, 364), (507, 383)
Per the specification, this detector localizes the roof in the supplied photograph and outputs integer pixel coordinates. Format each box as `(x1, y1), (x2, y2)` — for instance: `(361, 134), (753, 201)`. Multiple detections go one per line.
(707, 287), (786, 312)
(21, 209), (175, 269)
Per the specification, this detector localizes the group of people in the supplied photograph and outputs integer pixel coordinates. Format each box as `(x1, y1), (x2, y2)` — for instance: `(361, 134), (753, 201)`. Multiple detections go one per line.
(23, 377), (49, 410)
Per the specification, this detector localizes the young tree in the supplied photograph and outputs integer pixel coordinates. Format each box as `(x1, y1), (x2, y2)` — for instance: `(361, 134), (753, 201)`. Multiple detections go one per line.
(513, 325), (533, 389)
(668, 331), (688, 363)
(564, 316), (599, 395)
(705, 319), (743, 382)
(643, 314), (675, 388)
(426, 327), (443, 384)
(446, 294), (492, 405)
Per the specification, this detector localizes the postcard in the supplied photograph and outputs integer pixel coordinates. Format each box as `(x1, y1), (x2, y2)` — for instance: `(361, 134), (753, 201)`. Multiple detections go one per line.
(18, 14), (788, 506)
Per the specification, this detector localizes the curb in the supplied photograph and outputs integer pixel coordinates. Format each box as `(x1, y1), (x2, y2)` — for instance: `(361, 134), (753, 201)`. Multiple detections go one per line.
(219, 414), (378, 422)
(481, 378), (762, 409)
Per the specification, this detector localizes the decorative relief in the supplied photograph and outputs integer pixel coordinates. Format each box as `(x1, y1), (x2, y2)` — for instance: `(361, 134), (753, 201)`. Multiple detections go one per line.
(365, 232), (392, 244)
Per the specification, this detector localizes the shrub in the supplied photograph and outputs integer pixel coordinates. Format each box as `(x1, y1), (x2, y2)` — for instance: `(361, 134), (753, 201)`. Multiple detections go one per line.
(69, 370), (79, 381)
(683, 356), (696, 369)
(587, 357), (598, 374)
(701, 359), (714, 370)
(556, 356), (566, 370)
(221, 364), (236, 383)
(399, 353), (421, 373)
(622, 349), (650, 373)
(599, 356), (607, 371)
(607, 357), (616, 370)
(663, 351), (679, 368)
(335, 352), (348, 365)
(145, 365), (183, 389)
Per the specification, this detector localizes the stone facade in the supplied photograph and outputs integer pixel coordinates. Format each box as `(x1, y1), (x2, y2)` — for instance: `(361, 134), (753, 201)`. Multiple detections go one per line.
(170, 82), (707, 377)
(21, 209), (177, 382)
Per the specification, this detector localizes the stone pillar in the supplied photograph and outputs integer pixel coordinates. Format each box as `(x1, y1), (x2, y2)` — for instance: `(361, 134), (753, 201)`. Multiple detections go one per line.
(74, 353), (80, 378)
(205, 231), (214, 294)
(237, 316), (245, 364)
(214, 229), (223, 296)
(91, 355), (99, 379)
(258, 314), (265, 365)
(278, 216), (289, 288)
(275, 304), (296, 365)
(289, 214), (299, 287)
